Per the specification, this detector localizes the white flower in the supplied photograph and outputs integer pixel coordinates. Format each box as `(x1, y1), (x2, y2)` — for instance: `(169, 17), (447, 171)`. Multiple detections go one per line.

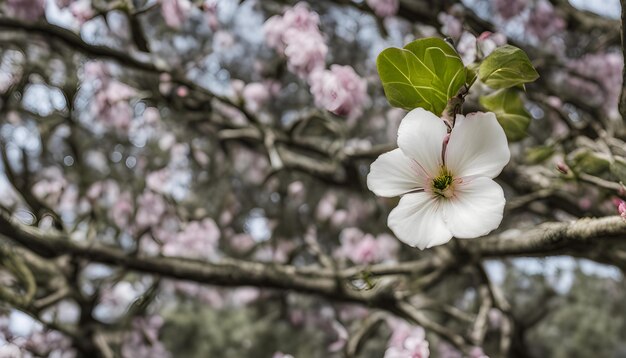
(367, 108), (510, 249)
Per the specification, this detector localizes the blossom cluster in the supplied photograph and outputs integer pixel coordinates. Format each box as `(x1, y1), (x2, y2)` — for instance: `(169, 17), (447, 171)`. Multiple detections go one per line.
(263, 3), (367, 118)
(384, 318), (430, 358)
(4, 0), (45, 22)
(264, 3), (327, 78)
(335, 227), (398, 264)
(83, 62), (138, 132)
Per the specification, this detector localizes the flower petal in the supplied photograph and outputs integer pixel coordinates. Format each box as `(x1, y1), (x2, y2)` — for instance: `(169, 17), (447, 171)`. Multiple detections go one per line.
(397, 108), (448, 178)
(445, 112), (510, 178)
(367, 149), (426, 197)
(443, 177), (505, 239)
(387, 192), (452, 249)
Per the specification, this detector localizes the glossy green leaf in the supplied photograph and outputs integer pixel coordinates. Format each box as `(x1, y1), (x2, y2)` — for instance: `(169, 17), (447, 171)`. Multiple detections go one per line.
(376, 38), (466, 115)
(479, 88), (531, 142)
(478, 45), (539, 89)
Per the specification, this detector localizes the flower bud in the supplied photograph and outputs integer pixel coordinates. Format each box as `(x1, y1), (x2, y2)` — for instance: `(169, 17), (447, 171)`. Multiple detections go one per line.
(556, 161), (569, 174)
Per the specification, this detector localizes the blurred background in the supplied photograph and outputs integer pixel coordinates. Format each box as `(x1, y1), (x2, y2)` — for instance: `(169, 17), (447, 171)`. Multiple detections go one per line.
(0, 0), (625, 357)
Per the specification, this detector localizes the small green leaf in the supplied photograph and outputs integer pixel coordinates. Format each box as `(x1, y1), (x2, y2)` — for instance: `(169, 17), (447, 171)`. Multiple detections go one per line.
(479, 88), (531, 141)
(525, 145), (555, 164)
(376, 38), (466, 115)
(478, 45), (539, 89)
(570, 150), (611, 175)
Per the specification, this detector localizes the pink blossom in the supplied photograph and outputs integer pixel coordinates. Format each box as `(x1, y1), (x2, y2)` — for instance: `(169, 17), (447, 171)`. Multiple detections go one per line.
(163, 218), (221, 259)
(203, 0), (219, 31)
(366, 0), (399, 18)
(283, 31), (327, 78)
(263, 3), (327, 78)
(161, 0), (193, 29)
(122, 316), (171, 358)
(566, 52), (623, 119)
(469, 347), (489, 358)
(264, 3), (321, 50)
(316, 192), (338, 221)
(616, 200), (626, 219)
(111, 192), (134, 229)
(5, 0), (45, 22)
(336, 228), (398, 264)
(457, 32), (477, 65)
(438, 13), (462, 40)
(385, 318), (430, 358)
(135, 191), (167, 228)
(243, 82), (270, 112)
(86, 64), (138, 131)
(491, 0), (527, 20)
(476, 32), (506, 58)
(69, 0), (94, 24)
(526, 1), (565, 41)
(32, 167), (67, 207)
(229, 233), (255, 253)
(272, 353), (295, 358)
(309, 65), (367, 118)
(143, 107), (161, 125)
(228, 287), (260, 306)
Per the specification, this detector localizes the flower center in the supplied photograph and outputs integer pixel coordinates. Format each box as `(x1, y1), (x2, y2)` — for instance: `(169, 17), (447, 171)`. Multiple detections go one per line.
(432, 168), (454, 198)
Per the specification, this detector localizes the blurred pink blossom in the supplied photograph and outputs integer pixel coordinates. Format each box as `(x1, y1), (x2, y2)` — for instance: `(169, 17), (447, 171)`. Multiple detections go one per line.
(161, 0), (192, 29)
(457, 32), (477, 65)
(526, 1), (565, 41)
(385, 318), (430, 358)
(567, 52), (623, 119)
(69, 0), (94, 24)
(283, 31), (327, 78)
(309, 65), (367, 118)
(438, 13), (462, 40)
(477, 31), (507, 58)
(111, 191), (134, 229)
(163, 218), (221, 259)
(5, 0), (45, 21)
(135, 191), (167, 228)
(122, 316), (171, 358)
(366, 0), (399, 18)
(616, 199), (626, 219)
(243, 82), (270, 112)
(316, 192), (338, 221)
(203, 0), (220, 31)
(85, 63), (138, 131)
(491, 0), (527, 19)
(336, 228), (399, 264)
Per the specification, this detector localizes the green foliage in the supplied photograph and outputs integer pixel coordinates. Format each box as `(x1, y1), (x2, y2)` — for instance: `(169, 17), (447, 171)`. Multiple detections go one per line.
(569, 150), (611, 175)
(479, 88), (532, 141)
(525, 145), (555, 164)
(478, 45), (539, 89)
(376, 38), (466, 115)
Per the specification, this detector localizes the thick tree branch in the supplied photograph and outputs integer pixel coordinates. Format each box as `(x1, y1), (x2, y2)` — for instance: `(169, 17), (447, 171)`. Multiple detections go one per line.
(463, 216), (626, 258)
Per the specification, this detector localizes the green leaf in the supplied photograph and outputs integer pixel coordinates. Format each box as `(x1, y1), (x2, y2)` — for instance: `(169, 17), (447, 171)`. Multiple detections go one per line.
(570, 150), (610, 175)
(376, 38), (466, 115)
(479, 88), (531, 142)
(478, 45), (539, 89)
(525, 145), (555, 164)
